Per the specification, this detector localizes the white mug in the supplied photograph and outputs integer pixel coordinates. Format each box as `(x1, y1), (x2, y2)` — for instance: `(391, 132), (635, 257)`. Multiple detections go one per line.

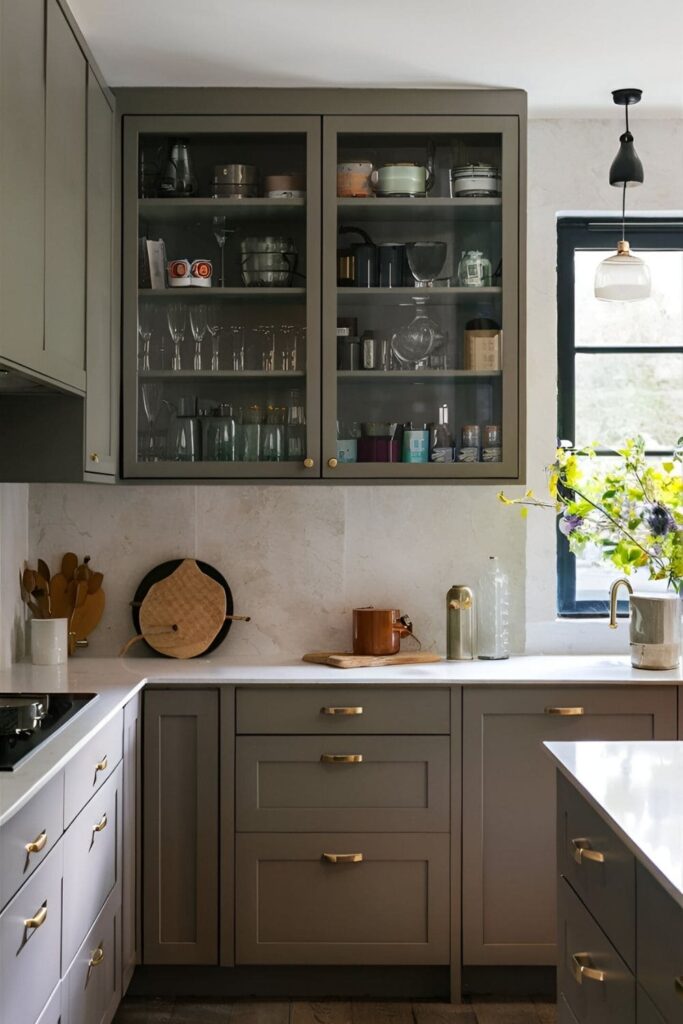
(31, 618), (69, 665)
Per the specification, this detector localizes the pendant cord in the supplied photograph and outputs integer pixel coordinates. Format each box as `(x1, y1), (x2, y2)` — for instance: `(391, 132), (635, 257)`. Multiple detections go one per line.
(622, 182), (626, 241)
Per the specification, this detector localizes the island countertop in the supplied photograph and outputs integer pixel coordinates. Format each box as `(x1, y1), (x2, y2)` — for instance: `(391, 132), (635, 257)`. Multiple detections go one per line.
(545, 739), (683, 909)
(0, 654), (680, 828)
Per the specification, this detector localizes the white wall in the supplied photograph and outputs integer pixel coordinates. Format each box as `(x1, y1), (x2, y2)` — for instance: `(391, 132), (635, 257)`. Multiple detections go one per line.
(20, 117), (683, 662)
(0, 484), (29, 667)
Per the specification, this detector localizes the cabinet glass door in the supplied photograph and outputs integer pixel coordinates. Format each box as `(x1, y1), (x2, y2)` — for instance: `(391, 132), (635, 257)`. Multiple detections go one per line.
(322, 115), (520, 479)
(123, 115), (320, 478)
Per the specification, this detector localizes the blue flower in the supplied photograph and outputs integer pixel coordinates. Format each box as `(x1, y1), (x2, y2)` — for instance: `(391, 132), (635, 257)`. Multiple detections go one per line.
(559, 513), (583, 536)
(643, 503), (676, 537)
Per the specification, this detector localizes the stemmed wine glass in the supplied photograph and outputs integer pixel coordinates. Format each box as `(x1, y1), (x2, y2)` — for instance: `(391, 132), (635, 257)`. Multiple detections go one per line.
(166, 303), (187, 371)
(137, 304), (154, 371)
(212, 216), (234, 288)
(189, 304), (208, 371)
(206, 306), (223, 371)
(406, 242), (447, 288)
(140, 381), (163, 461)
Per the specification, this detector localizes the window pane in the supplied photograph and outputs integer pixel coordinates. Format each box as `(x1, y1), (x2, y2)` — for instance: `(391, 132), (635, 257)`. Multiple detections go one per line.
(576, 543), (668, 606)
(574, 351), (683, 449)
(575, 250), (683, 347)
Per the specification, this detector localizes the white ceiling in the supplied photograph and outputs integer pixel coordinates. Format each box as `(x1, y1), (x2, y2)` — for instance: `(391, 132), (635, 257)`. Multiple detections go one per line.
(72, 0), (683, 117)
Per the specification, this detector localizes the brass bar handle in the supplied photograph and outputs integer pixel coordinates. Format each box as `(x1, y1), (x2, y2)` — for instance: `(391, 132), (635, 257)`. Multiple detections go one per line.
(572, 838), (606, 865)
(322, 853), (363, 864)
(24, 903), (47, 929)
(572, 952), (606, 985)
(321, 706), (364, 716)
(92, 813), (108, 833)
(95, 756), (108, 773)
(88, 946), (105, 967)
(675, 976), (683, 996)
(320, 753), (363, 764)
(545, 706), (585, 716)
(25, 830), (47, 855)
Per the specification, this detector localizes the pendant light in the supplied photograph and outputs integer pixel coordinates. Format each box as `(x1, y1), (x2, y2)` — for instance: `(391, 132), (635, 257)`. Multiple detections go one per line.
(594, 88), (651, 302)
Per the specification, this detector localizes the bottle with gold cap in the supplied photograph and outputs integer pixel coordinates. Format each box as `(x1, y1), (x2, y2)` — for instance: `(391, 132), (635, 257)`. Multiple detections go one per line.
(446, 584), (475, 660)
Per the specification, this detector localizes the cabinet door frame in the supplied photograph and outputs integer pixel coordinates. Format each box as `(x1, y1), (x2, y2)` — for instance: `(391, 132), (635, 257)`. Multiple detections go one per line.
(461, 685), (677, 966)
(122, 114), (322, 479)
(321, 113), (522, 482)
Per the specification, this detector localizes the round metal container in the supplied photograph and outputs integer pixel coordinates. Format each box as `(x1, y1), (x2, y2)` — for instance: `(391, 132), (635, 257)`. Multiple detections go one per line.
(449, 163), (501, 197)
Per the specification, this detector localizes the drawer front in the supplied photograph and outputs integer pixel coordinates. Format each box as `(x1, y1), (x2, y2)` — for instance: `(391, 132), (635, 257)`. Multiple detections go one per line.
(0, 771), (64, 910)
(63, 763), (121, 969)
(637, 864), (683, 1023)
(64, 710), (123, 827)
(558, 877), (635, 1024)
(36, 983), (61, 1024)
(236, 688), (450, 735)
(0, 841), (63, 1024)
(637, 985), (667, 1024)
(558, 992), (581, 1024)
(558, 773), (636, 970)
(64, 886), (121, 1024)
(236, 832), (449, 965)
(236, 735), (449, 832)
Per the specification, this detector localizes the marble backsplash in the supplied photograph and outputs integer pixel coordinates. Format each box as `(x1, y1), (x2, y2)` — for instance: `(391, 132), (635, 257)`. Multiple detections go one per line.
(28, 483), (525, 659)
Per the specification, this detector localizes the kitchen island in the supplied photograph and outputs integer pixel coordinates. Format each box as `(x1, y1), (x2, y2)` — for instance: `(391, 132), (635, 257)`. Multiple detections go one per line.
(546, 740), (683, 1023)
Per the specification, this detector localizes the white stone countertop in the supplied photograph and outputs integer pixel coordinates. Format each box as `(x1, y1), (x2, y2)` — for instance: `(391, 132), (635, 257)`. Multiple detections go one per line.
(545, 740), (683, 909)
(0, 654), (680, 828)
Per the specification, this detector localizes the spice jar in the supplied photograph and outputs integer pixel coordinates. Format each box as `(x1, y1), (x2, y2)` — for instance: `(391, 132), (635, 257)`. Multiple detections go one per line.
(458, 424), (480, 463)
(457, 250), (492, 288)
(482, 424), (502, 462)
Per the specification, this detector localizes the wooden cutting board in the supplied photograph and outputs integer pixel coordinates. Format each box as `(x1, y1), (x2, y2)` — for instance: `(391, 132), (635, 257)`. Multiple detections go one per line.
(303, 651), (442, 669)
(139, 559), (227, 659)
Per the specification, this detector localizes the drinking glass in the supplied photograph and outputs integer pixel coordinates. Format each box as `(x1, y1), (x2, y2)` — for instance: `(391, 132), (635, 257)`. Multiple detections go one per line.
(167, 303), (187, 371)
(406, 242), (447, 287)
(138, 304), (154, 372)
(286, 389), (306, 460)
(241, 404), (262, 461)
(190, 304), (208, 371)
(261, 423), (285, 461)
(391, 298), (445, 369)
(140, 381), (163, 461)
(277, 325), (295, 371)
(228, 324), (245, 371)
(206, 307), (224, 371)
(212, 216), (234, 288)
(204, 414), (236, 461)
(256, 325), (276, 371)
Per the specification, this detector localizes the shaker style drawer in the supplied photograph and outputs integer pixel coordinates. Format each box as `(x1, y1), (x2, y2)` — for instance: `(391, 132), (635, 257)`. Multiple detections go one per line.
(64, 709), (122, 826)
(637, 864), (683, 1024)
(63, 763), (121, 969)
(0, 841), (63, 1024)
(236, 735), (449, 832)
(64, 886), (121, 1024)
(0, 771), (64, 910)
(558, 877), (635, 1024)
(236, 688), (450, 735)
(35, 983), (62, 1024)
(236, 832), (449, 965)
(558, 774), (636, 969)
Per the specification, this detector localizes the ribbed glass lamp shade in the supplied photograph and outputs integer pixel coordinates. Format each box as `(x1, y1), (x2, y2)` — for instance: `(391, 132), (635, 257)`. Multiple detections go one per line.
(594, 240), (651, 301)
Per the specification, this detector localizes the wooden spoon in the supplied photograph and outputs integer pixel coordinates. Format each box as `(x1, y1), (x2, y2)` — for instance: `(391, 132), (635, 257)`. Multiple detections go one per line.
(37, 559), (51, 583)
(87, 572), (104, 594)
(22, 568), (36, 597)
(62, 552), (78, 580)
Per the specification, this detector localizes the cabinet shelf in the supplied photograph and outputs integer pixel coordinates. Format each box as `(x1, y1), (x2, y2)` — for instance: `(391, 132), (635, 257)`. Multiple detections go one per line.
(139, 370), (305, 380)
(138, 287), (306, 303)
(338, 370), (501, 382)
(338, 286), (501, 306)
(337, 197), (502, 223)
(138, 197), (306, 224)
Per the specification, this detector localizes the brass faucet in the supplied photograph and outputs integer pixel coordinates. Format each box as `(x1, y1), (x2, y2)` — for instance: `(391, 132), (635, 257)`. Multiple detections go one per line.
(609, 578), (633, 628)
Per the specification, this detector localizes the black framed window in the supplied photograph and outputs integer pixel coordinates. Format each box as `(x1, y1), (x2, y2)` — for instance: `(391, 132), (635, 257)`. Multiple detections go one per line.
(557, 216), (683, 616)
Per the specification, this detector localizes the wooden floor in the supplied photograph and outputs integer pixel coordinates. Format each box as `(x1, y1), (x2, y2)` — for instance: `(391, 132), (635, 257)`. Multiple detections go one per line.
(113, 997), (556, 1024)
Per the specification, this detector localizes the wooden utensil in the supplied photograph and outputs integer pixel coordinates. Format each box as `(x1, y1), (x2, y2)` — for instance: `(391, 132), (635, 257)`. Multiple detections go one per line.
(22, 568), (36, 598)
(49, 573), (72, 619)
(61, 552), (78, 580)
(87, 571), (104, 594)
(302, 650), (442, 669)
(70, 588), (105, 646)
(37, 559), (50, 583)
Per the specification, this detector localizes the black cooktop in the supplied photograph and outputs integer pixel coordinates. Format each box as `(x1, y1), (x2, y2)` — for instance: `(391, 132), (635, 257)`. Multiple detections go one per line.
(0, 693), (97, 771)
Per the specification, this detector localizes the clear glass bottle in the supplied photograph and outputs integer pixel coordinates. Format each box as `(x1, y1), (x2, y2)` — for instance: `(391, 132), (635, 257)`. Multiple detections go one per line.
(477, 556), (510, 660)
(430, 404), (454, 463)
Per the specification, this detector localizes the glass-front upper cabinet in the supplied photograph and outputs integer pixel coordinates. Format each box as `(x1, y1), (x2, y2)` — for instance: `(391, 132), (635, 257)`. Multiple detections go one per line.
(322, 115), (521, 479)
(122, 116), (320, 477)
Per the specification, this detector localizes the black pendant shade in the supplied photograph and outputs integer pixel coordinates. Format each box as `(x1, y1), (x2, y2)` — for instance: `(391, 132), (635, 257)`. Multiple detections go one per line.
(610, 131), (644, 187)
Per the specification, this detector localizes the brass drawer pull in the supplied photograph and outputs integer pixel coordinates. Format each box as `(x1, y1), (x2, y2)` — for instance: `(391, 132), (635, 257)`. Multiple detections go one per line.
(572, 952), (606, 985)
(25, 830), (47, 855)
(88, 946), (104, 968)
(545, 706), (585, 716)
(321, 706), (364, 716)
(320, 753), (363, 764)
(95, 756), (108, 773)
(572, 838), (606, 865)
(92, 813), (108, 834)
(322, 853), (363, 864)
(24, 903), (47, 930)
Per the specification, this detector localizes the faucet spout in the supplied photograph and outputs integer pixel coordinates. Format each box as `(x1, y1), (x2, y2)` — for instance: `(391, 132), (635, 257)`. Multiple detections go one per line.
(609, 578), (633, 629)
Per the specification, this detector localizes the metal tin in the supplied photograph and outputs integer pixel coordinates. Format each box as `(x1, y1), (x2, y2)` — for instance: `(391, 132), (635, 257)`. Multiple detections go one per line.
(447, 584), (475, 660)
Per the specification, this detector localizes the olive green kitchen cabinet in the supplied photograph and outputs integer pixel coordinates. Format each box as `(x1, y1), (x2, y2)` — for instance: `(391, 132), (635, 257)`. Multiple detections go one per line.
(0, 0), (118, 482)
(461, 686), (677, 968)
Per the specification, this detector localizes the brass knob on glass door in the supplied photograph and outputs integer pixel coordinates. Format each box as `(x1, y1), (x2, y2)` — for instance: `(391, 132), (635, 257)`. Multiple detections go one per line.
(89, 453), (99, 463)
(303, 457), (314, 469)
(328, 458), (338, 469)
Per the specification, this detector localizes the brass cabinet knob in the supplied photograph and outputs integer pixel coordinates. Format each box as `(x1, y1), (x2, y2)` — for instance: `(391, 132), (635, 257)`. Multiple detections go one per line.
(25, 830), (48, 855)
(327, 458), (338, 469)
(303, 457), (314, 469)
(89, 453), (100, 463)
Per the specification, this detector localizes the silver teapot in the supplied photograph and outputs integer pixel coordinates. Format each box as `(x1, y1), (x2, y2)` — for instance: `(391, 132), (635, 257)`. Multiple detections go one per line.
(609, 578), (681, 670)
